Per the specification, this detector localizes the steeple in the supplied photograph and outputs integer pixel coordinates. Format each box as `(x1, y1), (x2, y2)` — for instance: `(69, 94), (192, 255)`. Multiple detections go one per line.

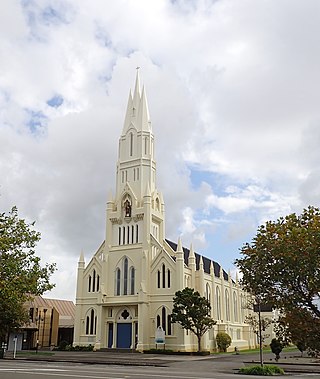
(116, 69), (156, 201)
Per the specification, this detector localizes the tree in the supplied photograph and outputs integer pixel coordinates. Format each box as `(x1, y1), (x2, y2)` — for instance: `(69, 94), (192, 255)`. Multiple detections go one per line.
(235, 206), (320, 355)
(235, 206), (320, 317)
(270, 338), (285, 361)
(171, 287), (216, 352)
(0, 207), (56, 342)
(216, 332), (231, 352)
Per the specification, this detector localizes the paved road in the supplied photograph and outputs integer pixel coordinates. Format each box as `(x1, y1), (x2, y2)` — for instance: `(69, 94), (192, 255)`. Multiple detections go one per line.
(1, 360), (320, 379)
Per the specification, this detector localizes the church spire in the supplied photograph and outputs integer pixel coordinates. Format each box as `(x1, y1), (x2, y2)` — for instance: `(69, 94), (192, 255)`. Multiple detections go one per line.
(133, 67), (141, 111)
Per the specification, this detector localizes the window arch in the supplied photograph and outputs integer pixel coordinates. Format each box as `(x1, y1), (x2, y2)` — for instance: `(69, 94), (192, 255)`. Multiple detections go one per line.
(225, 289), (230, 321)
(162, 264), (165, 288)
(115, 257), (135, 296)
(116, 268), (121, 296)
(206, 283), (211, 303)
(216, 287), (221, 320)
(88, 275), (92, 292)
(85, 308), (97, 335)
(233, 292), (238, 322)
(130, 132), (133, 156)
(156, 307), (172, 336)
(130, 267), (135, 295)
(167, 269), (171, 288)
(92, 270), (96, 292)
(157, 270), (161, 288)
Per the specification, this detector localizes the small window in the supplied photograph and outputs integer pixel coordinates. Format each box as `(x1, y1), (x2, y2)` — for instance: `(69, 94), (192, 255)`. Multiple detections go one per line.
(136, 225), (138, 243)
(97, 275), (100, 292)
(123, 226), (126, 245)
(168, 269), (171, 288)
(116, 268), (121, 296)
(162, 264), (165, 288)
(157, 270), (160, 288)
(167, 314), (172, 335)
(123, 258), (128, 295)
(88, 275), (92, 292)
(162, 307), (166, 333)
(131, 225), (134, 244)
(130, 133), (133, 156)
(119, 227), (121, 245)
(92, 270), (96, 292)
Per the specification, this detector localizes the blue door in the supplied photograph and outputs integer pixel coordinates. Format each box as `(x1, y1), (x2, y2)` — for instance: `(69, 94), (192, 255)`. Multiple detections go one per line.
(117, 323), (132, 348)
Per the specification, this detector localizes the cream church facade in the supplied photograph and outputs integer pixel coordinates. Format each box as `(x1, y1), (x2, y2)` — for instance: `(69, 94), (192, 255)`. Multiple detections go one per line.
(73, 72), (257, 352)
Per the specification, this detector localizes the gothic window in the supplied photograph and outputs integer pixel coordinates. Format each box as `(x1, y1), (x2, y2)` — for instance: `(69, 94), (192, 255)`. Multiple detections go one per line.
(116, 268), (121, 296)
(162, 264), (165, 288)
(119, 227), (121, 245)
(123, 258), (128, 295)
(216, 287), (221, 320)
(157, 270), (160, 288)
(130, 133), (133, 156)
(92, 270), (96, 292)
(206, 283), (211, 303)
(137, 168), (139, 180)
(167, 315), (172, 335)
(88, 275), (92, 292)
(131, 225), (134, 243)
(136, 224), (139, 243)
(225, 289), (230, 321)
(123, 226), (125, 244)
(233, 292), (238, 322)
(162, 307), (166, 333)
(130, 267), (135, 295)
(96, 275), (100, 292)
(85, 309), (96, 335)
(167, 269), (171, 288)
(156, 307), (172, 335)
(127, 226), (130, 244)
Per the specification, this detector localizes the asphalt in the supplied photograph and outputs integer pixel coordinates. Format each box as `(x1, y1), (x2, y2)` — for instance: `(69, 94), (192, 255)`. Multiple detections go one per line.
(3, 349), (320, 374)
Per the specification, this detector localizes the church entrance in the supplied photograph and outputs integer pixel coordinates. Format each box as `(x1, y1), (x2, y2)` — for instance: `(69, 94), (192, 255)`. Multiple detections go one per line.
(116, 323), (132, 348)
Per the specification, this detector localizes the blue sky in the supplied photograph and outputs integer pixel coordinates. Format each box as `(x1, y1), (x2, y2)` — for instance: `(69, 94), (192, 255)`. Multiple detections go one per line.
(1, 0), (320, 300)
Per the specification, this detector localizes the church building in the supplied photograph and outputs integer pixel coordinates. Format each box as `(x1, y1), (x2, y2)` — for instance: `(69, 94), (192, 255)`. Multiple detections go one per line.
(73, 71), (256, 352)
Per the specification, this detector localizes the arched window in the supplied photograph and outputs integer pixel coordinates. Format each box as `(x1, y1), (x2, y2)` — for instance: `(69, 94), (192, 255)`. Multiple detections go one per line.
(157, 315), (161, 328)
(216, 287), (221, 320)
(233, 292), (238, 322)
(130, 132), (133, 156)
(162, 307), (166, 333)
(130, 267), (135, 295)
(123, 258), (128, 295)
(206, 283), (211, 303)
(116, 268), (121, 296)
(86, 309), (97, 335)
(122, 226), (125, 245)
(136, 224), (139, 243)
(167, 269), (171, 288)
(167, 314), (172, 335)
(88, 275), (92, 292)
(118, 227), (121, 245)
(96, 275), (100, 292)
(225, 289), (230, 321)
(131, 225), (134, 243)
(127, 226), (130, 244)
(92, 270), (96, 292)
(162, 264), (165, 288)
(86, 316), (89, 334)
(157, 270), (161, 288)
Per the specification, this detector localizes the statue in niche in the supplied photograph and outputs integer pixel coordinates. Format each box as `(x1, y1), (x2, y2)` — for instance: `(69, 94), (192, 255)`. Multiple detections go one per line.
(124, 200), (131, 217)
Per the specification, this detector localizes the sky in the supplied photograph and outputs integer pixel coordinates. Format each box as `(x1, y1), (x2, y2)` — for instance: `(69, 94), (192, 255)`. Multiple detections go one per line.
(1, 0), (320, 301)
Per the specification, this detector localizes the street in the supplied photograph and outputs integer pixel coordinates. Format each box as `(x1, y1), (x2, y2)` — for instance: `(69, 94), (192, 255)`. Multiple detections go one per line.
(0, 360), (319, 379)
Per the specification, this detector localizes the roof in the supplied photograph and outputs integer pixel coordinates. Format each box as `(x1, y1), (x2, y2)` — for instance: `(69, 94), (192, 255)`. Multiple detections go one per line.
(165, 239), (229, 281)
(28, 296), (75, 327)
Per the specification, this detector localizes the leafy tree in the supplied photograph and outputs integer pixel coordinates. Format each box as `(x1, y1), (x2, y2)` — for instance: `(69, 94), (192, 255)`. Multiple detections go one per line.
(216, 331), (232, 352)
(0, 207), (56, 342)
(235, 206), (320, 317)
(171, 287), (216, 352)
(275, 308), (320, 355)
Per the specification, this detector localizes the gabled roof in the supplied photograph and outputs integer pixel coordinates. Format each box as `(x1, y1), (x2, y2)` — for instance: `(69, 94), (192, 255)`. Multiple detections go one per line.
(165, 239), (229, 281)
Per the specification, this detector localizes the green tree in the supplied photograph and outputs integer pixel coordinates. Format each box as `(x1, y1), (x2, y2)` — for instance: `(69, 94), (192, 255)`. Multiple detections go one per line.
(216, 331), (232, 352)
(0, 207), (56, 342)
(171, 287), (216, 352)
(235, 206), (320, 354)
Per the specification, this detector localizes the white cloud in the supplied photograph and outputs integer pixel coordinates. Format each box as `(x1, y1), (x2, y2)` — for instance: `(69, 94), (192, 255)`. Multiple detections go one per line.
(1, 0), (320, 300)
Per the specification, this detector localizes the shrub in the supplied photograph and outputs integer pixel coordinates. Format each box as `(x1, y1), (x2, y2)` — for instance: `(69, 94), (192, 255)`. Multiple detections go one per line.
(270, 339), (284, 361)
(216, 332), (232, 352)
(239, 365), (285, 376)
